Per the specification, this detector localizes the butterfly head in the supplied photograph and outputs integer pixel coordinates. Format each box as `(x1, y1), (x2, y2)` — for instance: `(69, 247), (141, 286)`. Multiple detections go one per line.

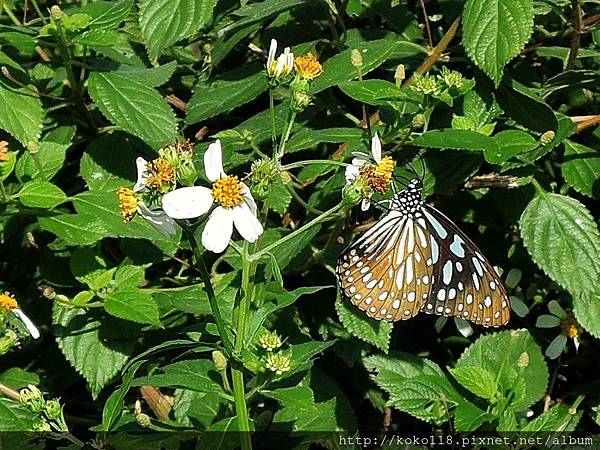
(391, 178), (423, 214)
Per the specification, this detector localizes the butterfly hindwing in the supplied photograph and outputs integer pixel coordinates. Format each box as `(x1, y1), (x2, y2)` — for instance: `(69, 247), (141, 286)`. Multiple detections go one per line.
(337, 210), (433, 321)
(419, 204), (510, 326)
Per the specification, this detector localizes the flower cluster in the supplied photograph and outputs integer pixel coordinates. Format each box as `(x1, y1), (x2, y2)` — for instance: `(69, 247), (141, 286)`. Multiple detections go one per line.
(411, 67), (474, 107)
(0, 291), (40, 341)
(19, 384), (69, 432)
(344, 134), (396, 210)
(258, 330), (290, 375)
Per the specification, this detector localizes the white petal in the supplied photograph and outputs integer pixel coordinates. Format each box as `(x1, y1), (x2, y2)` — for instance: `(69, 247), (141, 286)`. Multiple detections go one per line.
(267, 39), (277, 67)
(162, 186), (213, 219)
(361, 197), (372, 211)
(275, 55), (285, 76)
(202, 207), (234, 253)
(134, 157), (148, 192)
(233, 202), (264, 243)
(138, 202), (178, 237)
(242, 183), (258, 215)
(204, 140), (225, 182)
(13, 309), (40, 339)
(345, 165), (360, 182)
(351, 157), (367, 167)
(371, 133), (382, 163)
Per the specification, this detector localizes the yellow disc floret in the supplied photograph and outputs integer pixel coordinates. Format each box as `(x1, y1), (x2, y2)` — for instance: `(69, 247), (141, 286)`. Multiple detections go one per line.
(359, 156), (395, 194)
(212, 176), (245, 208)
(375, 156), (395, 182)
(118, 187), (138, 222)
(0, 292), (18, 311)
(294, 53), (323, 79)
(146, 158), (175, 191)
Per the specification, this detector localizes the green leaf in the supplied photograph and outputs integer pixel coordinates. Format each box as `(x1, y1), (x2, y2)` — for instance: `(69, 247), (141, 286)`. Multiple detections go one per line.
(496, 81), (559, 133)
(185, 66), (268, 125)
(520, 193), (600, 296)
(88, 71), (177, 148)
(448, 366), (497, 399)
(413, 129), (495, 152)
(521, 401), (582, 432)
(85, 0), (133, 29)
(484, 130), (537, 164)
(463, 0), (534, 84)
(100, 359), (144, 431)
(73, 29), (120, 47)
(0, 75), (43, 146)
(53, 306), (137, 399)
(286, 127), (363, 153)
(38, 214), (108, 246)
(228, 0), (305, 30)
(173, 390), (224, 428)
(454, 401), (492, 432)
(0, 368), (39, 389)
(562, 140), (600, 199)
(455, 329), (548, 411)
(339, 80), (417, 107)
(0, 151), (17, 182)
(18, 181), (67, 208)
(138, 0), (217, 63)
(311, 40), (409, 93)
(574, 291), (600, 339)
(15, 142), (68, 182)
(335, 299), (392, 353)
(104, 289), (161, 326)
(115, 61), (178, 87)
(131, 360), (225, 396)
(0, 399), (36, 431)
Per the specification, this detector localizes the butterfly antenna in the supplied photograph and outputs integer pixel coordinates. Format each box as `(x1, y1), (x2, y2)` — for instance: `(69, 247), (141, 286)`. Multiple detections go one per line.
(417, 152), (426, 181)
(406, 160), (420, 180)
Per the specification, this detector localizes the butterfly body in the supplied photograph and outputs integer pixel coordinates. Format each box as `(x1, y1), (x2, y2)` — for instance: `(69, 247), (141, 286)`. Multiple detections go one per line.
(336, 179), (510, 327)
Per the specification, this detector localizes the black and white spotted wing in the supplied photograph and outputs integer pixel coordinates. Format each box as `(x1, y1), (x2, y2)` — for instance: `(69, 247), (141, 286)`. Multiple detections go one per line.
(336, 178), (510, 327)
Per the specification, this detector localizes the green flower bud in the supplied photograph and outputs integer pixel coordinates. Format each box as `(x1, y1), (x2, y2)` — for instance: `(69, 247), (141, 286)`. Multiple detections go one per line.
(259, 330), (283, 352)
(342, 183), (364, 208)
(265, 352), (291, 375)
(412, 74), (439, 95)
(176, 159), (198, 187)
(44, 399), (62, 420)
(0, 329), (19, 354)
(412, 114), (425, 128)
(351, 49), (363, 68)
(540, 130), (555, 145)
(136, 413), (151, 428)
(158, 145), (180, 168)
(32, 416), (51, 432)
(212, 350), (228, 372)
(19, 385), (45, 413)
(394, 64), (405, 88)
(291, 90), (311, 112)
(50, 5), (63, 20)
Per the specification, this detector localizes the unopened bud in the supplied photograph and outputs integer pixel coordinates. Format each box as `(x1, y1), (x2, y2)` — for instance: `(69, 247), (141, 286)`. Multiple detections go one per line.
(45, 399), (62, 419)
(394, 64), (405, 88)
(212, 350), (227, 371)
(540, 130), (555, 145)
(50, 5), (62, 20)
(351, 49), (363, 68)
(27, 142), (38, 154)
(136, 413), (151, 428)
(412, 114), (425, 128)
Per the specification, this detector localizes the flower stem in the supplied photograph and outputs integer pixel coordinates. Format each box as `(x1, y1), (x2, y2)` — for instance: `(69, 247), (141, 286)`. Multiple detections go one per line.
(184, 228), (235, 358)
(231, 240), (253, 450)
(282, 159), (350, 170)
(269, 89), (277, 155)
(253, 203), (344, 261)
(276, 110), (297, 162)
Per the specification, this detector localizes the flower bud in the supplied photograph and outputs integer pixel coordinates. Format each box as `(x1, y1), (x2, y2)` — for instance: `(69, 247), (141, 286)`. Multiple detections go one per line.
(212, 350), (228, 371)
(0, 329), (19, 354)
(136, 413), (151, 428)
(412, 114), (425, 128)
(19, 385), (45, 413)
(265, 352), (291, 375)
(291, 90), (311, 112)
(44, 399), (62, 420)
(351, 49), (363, 69)
(540, 130), (555, 145)
(394, 64), (405, 88)
(32, 417), (51, 432)
(50, 5), (63, 20)
(259, 330), (283, 352)
(176, 159), (198, 187)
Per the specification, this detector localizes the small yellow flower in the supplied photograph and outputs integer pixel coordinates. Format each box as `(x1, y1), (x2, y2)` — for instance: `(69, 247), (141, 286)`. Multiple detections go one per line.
(294, 53), (323, 80)
(212, 176), (245, 208)
(145, 158), (175, 191)
(560, 315), (581, 340)
(118, 187), (138, 222)
(0, 292), (18, 311)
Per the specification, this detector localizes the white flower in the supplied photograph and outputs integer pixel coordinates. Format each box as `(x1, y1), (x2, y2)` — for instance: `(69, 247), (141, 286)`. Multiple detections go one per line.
(119, 157), (177, 237)
(161, 140), (263, 253)
(266, 39), (294, 80)
(344, 134), (384, 211)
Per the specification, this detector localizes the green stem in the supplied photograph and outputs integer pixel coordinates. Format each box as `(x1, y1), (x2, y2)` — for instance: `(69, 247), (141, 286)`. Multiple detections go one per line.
(0, 181), (6, 201)
(282, 159), (350, 170)
(276, 110), (297, 162)
(253, 203), (344, 261)
(531, 178), (547, 196)
(286, 183), (323, 214)
(1, 2), (22, 26)
(29, 0), (47, 23)
(184, 228), (235, 358)
(231, 241), (253, 450)
(269, 89), (277, 155)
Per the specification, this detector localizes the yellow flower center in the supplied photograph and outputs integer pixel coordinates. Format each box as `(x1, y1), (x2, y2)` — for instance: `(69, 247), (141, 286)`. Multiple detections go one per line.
(146, 158), (175, 191)
(118, 187), (138, 222)
(560, 315), (580, 339)
(294, 53), (323, 79)
(212, 176), (245, 208)
(0, 292), (18, 311)
(0, 140), (8, 161)
(359, 157), (395, 194)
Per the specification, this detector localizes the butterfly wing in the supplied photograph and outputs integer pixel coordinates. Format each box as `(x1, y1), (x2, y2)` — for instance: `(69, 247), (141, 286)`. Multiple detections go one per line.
(418, 204), (510, 327)
(336, 210), (434, 321)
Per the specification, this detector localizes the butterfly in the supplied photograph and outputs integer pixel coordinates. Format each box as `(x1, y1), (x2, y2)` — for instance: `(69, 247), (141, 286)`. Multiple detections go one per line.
(336, 177), (510, 327)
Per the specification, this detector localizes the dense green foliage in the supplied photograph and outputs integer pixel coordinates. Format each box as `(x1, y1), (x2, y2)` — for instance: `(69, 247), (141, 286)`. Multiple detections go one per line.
(0, 0), (599, 448)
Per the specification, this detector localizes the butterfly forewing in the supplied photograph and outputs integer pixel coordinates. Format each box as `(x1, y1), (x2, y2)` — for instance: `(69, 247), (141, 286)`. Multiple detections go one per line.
(336, 178), (510, 328)
(419, 204), (510, 326)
